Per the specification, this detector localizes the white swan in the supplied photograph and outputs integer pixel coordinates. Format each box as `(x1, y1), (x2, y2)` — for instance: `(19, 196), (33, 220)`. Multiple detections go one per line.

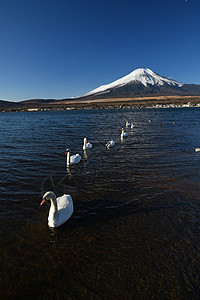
(105, 140), (115, 149)
(126, 120), (131, 127)
(121, 128), (127, 139)
(194, 148), (200, 152)
(41, 191), (73, 228)
(66, 148), (81, 166)
(83, 137), (92, 150)
(131, 122), (135, 129)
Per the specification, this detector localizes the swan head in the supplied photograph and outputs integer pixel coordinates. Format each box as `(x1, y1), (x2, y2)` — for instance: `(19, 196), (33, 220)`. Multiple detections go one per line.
(40, 191), (56, 205)
(83, 138), (88, 147)
(65, 148), (70, 154)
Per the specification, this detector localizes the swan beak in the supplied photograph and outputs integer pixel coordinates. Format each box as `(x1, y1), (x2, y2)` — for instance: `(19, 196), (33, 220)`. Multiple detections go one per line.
(40, 198), (46, 205)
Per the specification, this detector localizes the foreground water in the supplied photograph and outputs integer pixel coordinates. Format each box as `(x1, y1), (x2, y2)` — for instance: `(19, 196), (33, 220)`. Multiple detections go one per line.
(1, 108), (200, 299)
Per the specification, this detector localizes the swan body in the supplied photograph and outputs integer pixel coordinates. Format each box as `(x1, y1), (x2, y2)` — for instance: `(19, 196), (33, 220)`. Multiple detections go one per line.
(121, 128), (127, 139)
(194, 148), (200, 152)
(66, 148), (81, 166)
(83, 137), (92, 150)
(41, 191), (73, 228)
(105, 140), (115, 149)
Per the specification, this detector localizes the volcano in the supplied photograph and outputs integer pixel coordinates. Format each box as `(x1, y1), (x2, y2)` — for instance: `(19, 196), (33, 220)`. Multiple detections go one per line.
(82, 68), (200, 99)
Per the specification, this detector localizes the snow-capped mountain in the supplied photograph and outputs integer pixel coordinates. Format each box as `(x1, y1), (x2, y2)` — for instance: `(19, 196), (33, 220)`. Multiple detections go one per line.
(85, 68), (183, 96)
(82, 68), (200, 98)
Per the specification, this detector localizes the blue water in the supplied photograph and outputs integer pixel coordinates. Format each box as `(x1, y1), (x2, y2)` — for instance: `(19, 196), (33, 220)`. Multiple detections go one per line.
(1, 108), (200, 298)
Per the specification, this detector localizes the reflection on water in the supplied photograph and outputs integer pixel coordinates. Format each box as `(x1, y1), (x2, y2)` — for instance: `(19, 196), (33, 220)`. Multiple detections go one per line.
(1, 108), (200, 298)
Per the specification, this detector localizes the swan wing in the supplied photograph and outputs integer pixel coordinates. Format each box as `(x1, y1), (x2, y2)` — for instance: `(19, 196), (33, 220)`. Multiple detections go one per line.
(53, 194), (74, 227)
(70, 154), (81, 164)
(110, 140), (115, 146)
(86, 142), (92, 149)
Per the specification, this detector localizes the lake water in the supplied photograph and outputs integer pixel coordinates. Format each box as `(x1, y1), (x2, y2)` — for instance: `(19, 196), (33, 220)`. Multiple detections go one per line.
(1, 108), (200, 299)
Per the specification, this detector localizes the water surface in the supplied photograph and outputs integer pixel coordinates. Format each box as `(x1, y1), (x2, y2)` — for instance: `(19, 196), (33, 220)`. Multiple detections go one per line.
(1, 108), (200, 299)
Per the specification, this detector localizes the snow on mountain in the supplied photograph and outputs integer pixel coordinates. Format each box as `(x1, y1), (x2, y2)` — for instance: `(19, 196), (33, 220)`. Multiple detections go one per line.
(84, 68), (183, 96)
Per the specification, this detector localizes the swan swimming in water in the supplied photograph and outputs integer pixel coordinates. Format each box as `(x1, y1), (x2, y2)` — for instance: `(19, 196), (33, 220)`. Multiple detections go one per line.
(121, 128), (127, 139)
(41, 191), (73, 228)
(83, 137), (92, 150)
(194, 148), (200, 152)
(126, 120), (131, 127)
(66, 148), (81, 166)
(105, 140), (115, 149)
(131, 122), (135, 129)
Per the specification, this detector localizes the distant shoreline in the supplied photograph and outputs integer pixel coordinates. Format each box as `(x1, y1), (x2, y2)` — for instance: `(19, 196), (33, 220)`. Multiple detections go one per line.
(1, 95), (200, 113)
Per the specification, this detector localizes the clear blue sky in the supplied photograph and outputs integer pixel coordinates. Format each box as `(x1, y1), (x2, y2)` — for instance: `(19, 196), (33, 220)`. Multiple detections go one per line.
(0, 0), (200, 101)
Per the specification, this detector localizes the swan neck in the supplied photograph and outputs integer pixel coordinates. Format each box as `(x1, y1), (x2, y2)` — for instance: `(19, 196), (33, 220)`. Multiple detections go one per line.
(83, 138), (87, 149)
(50, 194), (58, 213)
(67, 151), (70, 165)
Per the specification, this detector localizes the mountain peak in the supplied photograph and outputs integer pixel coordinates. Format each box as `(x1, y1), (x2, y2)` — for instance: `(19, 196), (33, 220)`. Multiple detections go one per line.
(85, 68), (183, 97)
